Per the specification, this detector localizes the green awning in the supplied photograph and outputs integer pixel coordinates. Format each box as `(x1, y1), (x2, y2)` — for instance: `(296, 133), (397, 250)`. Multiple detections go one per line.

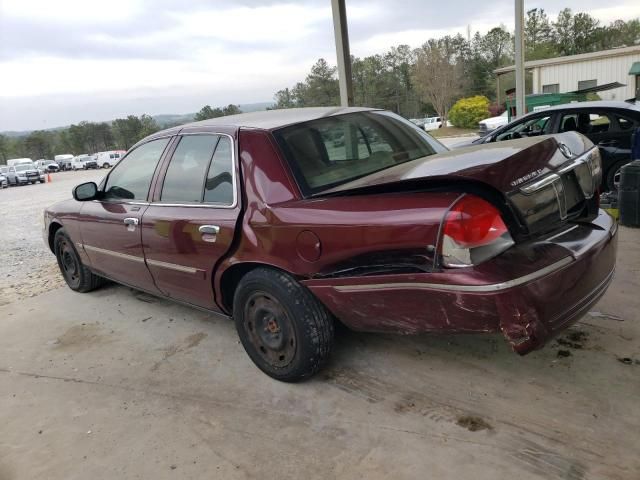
(629, 62), (640, 75)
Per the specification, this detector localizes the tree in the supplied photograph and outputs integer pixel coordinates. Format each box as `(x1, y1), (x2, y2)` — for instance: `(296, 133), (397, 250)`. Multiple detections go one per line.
(194, 105), (218, 121)
(525, 8), (556, 60)
(412, 40), (463, 123)
(272, 88), (296, 109)
(222, 104), (241, 116)
(0, 135), (8, 163)
(24, 130), (54, 159)
(113, 116), (143, 150)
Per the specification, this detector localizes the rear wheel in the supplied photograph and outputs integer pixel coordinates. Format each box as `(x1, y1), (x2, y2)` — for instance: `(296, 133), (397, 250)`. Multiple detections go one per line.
(54, 229), (104, 292)
(233, 268), (334, 382)
(103, 163), (110, 169)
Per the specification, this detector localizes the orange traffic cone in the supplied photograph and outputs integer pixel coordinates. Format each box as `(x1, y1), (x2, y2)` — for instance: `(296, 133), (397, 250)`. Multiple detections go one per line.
(47, 173), (52, 183)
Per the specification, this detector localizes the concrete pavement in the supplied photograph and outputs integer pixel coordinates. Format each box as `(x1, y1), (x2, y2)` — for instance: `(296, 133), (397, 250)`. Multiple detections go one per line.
(1, 227), (639, 479)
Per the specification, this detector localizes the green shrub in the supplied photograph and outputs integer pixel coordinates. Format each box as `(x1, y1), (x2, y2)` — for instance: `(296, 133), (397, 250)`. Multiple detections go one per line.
(448, 96), (491, 129)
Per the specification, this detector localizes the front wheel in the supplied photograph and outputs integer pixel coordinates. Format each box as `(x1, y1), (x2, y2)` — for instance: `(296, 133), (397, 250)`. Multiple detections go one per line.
(54, 229), (104, 292)
(233, 268), (334, 382)
(103, 163), (110, 169)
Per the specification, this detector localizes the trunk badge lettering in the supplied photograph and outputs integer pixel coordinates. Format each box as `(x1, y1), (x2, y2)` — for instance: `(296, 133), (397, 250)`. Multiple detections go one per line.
(511, 169), (543, 188)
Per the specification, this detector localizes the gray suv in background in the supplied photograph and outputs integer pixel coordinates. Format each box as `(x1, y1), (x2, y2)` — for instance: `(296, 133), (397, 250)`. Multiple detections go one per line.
(6, 163), (45, 185)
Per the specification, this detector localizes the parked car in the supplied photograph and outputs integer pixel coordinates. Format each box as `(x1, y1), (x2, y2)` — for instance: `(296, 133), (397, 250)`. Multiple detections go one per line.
(455, 101), (640, 191)
(71, 154), (98, 170)
(478, 110), (509, 135)
(0, 171), (7, 188)
(44, 107), (616, 381)
(55, 154), (75, 171)
(95, 150), (126, 168)
(35, 159), (60, 172)
(7, 162), (45, 185)
(424, 116), (443, 131)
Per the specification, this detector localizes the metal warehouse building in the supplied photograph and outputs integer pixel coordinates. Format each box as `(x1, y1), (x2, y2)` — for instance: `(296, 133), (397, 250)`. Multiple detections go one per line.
(495, 45), (640, 102)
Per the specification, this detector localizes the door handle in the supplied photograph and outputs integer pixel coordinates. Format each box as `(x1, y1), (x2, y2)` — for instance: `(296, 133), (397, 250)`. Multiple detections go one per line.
(124, 217), (139, 232)
(199, 225), (220, 235)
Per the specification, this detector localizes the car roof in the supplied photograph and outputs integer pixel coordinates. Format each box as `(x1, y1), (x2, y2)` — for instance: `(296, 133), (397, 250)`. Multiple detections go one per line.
(184, 106), (379, 130)
(526, 100), (640, 115)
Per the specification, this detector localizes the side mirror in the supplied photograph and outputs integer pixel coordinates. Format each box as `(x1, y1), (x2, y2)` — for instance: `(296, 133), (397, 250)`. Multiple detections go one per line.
(73, 182), (98, 201)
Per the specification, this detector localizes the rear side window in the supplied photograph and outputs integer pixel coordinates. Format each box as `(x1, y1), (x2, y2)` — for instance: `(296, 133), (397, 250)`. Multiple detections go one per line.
(104, 138), (169, 201)
(560, 112), (611, 135)
(161, 135), (219, 203)
(203, 136), (234, 204)
(616, 115), (635, 131)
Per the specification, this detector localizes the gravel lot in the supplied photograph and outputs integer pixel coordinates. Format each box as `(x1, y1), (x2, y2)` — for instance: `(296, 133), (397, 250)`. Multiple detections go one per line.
(0, 169), (106, 305)
(1, 153), (639, 479)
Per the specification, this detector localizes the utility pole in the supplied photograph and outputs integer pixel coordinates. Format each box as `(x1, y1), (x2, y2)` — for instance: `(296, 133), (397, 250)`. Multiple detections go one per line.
(514, 0), (526, 118)
(331, 0), (354, 107)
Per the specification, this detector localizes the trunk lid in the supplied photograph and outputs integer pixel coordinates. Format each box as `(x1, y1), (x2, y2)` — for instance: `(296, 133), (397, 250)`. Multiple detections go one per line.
(320, 132), (600, 236)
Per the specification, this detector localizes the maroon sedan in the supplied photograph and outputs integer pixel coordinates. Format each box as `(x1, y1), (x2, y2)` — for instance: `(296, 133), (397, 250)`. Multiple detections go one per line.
(43, 107), (617, 381)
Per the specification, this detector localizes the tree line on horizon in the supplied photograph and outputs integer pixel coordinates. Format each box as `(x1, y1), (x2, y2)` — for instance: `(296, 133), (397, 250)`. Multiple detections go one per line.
(0, 104), (242, 164)
(271, 8), (640, 122)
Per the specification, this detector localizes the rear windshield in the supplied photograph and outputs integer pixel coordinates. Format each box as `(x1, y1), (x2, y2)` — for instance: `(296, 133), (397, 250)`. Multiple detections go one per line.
(273, 111), (445, 196)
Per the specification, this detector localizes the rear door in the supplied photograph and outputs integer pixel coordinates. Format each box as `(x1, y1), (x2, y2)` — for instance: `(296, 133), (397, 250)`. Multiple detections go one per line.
(141, 132), (240, 310)
(79, 137), (172, 292)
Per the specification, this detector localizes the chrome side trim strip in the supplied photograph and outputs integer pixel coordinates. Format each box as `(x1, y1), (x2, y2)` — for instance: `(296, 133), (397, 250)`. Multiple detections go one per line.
(82, 244), (145, 263)
(146, 258), (200, 274)
(333, 256), (574, 293)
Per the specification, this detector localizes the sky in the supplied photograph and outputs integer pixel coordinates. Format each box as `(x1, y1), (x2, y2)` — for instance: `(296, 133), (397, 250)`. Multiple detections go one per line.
(1, 0), (639, 131)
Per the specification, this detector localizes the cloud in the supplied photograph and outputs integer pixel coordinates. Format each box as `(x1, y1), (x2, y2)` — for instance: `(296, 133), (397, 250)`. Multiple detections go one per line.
(1, 0), (639, 130)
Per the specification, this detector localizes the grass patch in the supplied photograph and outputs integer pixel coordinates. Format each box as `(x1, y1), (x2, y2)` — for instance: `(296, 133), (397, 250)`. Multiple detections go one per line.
(430, 126), (477, 138)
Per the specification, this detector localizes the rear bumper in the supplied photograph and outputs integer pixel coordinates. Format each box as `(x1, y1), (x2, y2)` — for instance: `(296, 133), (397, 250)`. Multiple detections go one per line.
(305, 210), (618, 354)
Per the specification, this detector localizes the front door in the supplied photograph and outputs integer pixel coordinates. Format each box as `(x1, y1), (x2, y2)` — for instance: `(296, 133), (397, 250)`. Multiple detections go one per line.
(141, 133), (240, 310)
(79, 137), (172, 292)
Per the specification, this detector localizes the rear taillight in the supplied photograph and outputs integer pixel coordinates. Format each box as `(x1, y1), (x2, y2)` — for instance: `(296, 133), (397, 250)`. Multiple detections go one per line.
(440, 195), (514, 267)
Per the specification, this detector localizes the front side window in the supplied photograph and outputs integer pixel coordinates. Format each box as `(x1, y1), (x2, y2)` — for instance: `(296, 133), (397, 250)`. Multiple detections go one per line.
(104, 138), (169, 201)
(161, 135), (219, 203)
(496, 115), (552, 141)
(274, 111), (444, 195)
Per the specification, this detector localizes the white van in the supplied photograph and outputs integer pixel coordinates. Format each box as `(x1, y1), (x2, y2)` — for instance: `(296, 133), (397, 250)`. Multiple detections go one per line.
(7, 158), (34, 167)
(95, 150), (126, 168)
(54, 154), (74, 171)
(71, 154), (98, 170)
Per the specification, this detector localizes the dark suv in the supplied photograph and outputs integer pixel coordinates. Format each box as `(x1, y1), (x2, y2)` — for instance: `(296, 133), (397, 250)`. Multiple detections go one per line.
(456, 101), (640, 191)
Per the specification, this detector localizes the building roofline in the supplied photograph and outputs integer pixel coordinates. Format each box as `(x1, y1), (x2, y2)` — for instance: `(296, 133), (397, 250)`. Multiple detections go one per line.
(494, 44), (640, 75)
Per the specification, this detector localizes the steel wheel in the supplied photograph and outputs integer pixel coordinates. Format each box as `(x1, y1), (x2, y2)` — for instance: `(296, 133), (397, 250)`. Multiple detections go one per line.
(243, 291), (296, 368)
(56, 236), (81, 289)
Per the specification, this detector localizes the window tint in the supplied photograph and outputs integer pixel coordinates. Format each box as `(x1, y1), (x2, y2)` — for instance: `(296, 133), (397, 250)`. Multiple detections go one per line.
(617, 116), (634, 131)
(274, 111), (443, 195)
(161, 135), (219, 203)
(204, 136), (234, 204)
(104, 138), (169, 200)
(560, 112), (610, 135)
(496, 115), (552, 141)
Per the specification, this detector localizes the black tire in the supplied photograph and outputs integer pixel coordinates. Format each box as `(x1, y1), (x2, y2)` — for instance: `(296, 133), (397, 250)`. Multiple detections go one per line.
(54, 229), (104, 293)
(605, 161), (628, 192)
(233, 268), (334, 382)
(103, 163), (110, 169)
